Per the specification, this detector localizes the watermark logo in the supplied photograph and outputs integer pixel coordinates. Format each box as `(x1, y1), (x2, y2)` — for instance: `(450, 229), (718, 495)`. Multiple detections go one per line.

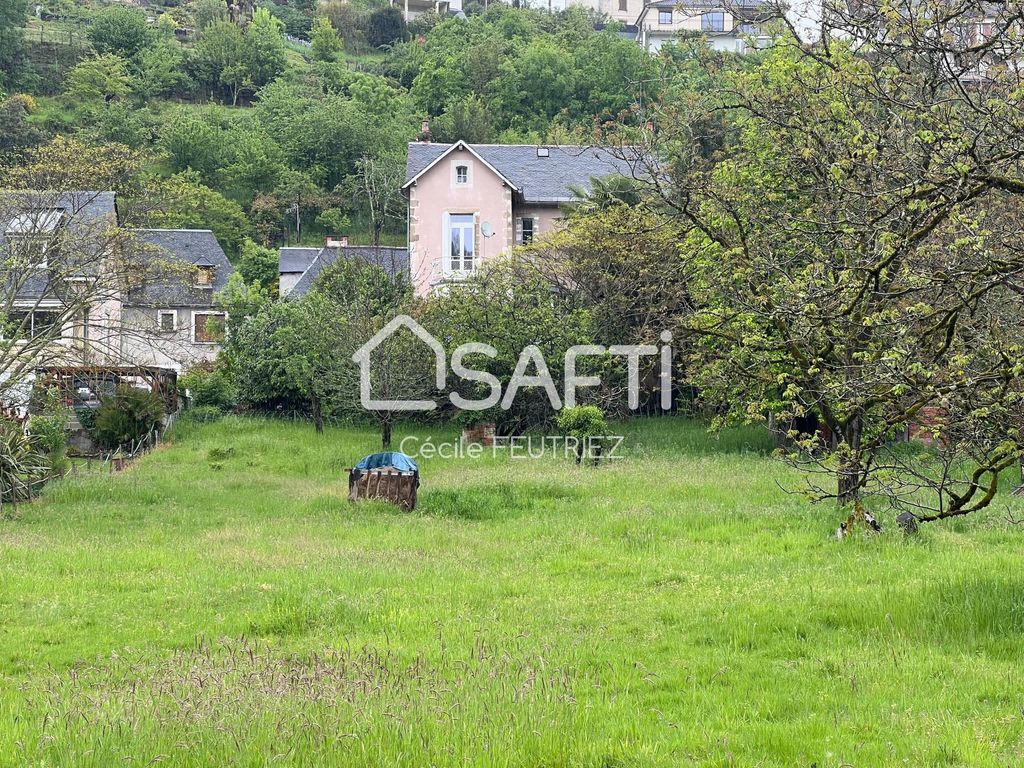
(352, 314), (673, 413)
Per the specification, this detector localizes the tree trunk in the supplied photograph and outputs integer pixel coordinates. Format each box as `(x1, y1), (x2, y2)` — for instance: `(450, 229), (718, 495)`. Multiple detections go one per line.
(836, 411), (865, 506)
(381, 414), (392, 449)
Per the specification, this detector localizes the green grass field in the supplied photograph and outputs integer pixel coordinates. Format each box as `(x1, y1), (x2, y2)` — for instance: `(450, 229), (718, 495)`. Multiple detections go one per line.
(1, 416), (1023, 767)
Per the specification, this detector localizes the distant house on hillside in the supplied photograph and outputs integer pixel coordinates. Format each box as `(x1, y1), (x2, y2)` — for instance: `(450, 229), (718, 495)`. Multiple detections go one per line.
(402, 139), (639, 296)
(120, 229), (234, 372)
(392, 0), (462, 21)
(635, 0), (772, 52)
(278, 243), (410, 299)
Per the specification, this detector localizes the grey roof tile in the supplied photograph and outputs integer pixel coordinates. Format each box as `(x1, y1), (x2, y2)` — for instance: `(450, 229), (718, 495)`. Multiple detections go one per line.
(0, 191), (119, 302)
(127, 229), (234, 307)
(405, 143), (642, 203)
(279, 247), (321, 275)
(289, 246), (410, 298)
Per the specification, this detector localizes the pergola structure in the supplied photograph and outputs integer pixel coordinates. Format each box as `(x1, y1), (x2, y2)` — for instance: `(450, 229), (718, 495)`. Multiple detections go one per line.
(34, 365), (179, 413)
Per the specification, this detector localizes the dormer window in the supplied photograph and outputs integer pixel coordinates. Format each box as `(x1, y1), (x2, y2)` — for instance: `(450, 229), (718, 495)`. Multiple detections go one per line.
(5, 208), (66, 269)
(455, 165), (469, 185)
(196, 265), (215, 287)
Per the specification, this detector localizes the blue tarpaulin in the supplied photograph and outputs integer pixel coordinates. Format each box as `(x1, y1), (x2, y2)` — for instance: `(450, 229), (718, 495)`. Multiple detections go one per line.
(353, 452), (419, 475)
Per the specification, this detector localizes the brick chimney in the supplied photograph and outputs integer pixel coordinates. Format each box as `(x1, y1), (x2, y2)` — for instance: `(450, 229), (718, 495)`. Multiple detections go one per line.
(417, 119), (433, 143)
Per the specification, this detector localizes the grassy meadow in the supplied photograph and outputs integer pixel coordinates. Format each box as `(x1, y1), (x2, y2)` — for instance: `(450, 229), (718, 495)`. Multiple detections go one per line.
(1, 416), (1023, 767)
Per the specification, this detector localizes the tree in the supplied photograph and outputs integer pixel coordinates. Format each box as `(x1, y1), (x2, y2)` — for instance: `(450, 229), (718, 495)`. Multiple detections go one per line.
(0, 95), (45, 154)
(0, 0), (28, 91)
(341, 154), (406, 246)
(310, 16), (343, 62)
(238, 238), (279, 291)
(643, 3), (1024, 527)
(63, 55), (132, 117)
(135, 38), (188, 100)
(366, 6), (406, 49)
(188, 20), (248, 104)
(192, 0), (228, 32)
(243, 7), (286, 90)
(141, 171), (251, 257)
(157, 109), (222, 181)
(87, 5), (155, 59)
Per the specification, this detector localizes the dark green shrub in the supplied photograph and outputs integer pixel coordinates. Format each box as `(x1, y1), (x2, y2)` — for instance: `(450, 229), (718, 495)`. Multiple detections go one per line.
(0, 419), (48, 509)
(29, 387), (71, 476)
(366, 6), (406, 48)
(180, 363), (236, 412)
(93, 386), (165, 450)
(556, 405), (608, 465)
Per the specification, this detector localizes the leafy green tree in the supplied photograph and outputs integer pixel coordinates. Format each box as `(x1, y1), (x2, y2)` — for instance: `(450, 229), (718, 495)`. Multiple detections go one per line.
(366, 6), (406, 49)
(244, 7), (286, 89)
(87, 5), (155, 59)
(647, 9), (1024, 526)
(433, 94), (494, 143)
(496, 38), (573, 127)
(143, 171), (252, 257)
(134, 38), (188, 100)
(63, 55), (133, 118)
(218, 128), (287, 204)
(157, 108), (222, 180)
(0, 95), (45, 153)
(192, 0), (228, 31)
(0, 0), (28, 91)
(310, 16), (343, 62)
(238, 238), (279, 291)
(188, 20), (248, 104)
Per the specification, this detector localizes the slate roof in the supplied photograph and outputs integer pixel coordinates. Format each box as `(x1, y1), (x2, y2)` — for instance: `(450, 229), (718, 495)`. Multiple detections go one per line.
(279, 247), (321, 275)
(127, 229), (233, 307)
(0, 191), (119, 302)
(404, 143), (643, 204)
(289, 246), (410, 299)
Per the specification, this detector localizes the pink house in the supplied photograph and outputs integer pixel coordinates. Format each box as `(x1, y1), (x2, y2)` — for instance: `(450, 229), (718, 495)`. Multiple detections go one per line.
(402, 140), (636, 296)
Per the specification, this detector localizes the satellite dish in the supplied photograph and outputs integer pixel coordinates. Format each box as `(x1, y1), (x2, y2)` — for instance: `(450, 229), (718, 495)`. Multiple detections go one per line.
(481, 221), (494, 237)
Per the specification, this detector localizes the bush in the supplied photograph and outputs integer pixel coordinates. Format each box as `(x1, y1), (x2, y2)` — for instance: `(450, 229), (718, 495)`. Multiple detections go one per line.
(0, 420), (48, 509)
(366, 6), (406, 48)
(180, 363), (237, 411)
(556, 405), (608, 465)
(29, 387), (71, 476)
(93, 386), (165, 450)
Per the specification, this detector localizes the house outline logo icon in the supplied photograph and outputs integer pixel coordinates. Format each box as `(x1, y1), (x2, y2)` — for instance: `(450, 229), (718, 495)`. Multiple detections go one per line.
(352, 314), (445, 411)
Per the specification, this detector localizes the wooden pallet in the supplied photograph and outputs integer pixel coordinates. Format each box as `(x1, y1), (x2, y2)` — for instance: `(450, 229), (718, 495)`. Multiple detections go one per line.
(348, 468), (418, 510)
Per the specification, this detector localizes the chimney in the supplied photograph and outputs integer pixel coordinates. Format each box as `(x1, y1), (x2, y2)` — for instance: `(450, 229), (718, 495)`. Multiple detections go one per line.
(417, 119), (433, 143)
(325, 236), (348, 247)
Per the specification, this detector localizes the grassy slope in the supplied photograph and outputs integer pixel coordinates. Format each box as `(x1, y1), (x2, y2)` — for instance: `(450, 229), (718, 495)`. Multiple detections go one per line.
(0, 416), (1022, 766)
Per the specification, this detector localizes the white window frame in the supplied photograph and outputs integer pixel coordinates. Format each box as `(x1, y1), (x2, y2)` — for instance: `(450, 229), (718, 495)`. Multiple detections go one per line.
(4, 306), (63, 341)
(451, 160), (472, 188)
(658, 9), (672, 24)
(158, 310), (177, 333)
(190, 310), (227, 345)
(515, 216), (539, 245)
(442, 212), (477, 277)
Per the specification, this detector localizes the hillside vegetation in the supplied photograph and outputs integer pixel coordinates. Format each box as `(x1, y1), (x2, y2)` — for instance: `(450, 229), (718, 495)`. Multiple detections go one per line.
(0, 0), (682, 254)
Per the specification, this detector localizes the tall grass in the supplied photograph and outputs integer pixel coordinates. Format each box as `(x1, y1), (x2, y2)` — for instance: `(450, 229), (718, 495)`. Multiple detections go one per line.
(1, 416), (1022, 766)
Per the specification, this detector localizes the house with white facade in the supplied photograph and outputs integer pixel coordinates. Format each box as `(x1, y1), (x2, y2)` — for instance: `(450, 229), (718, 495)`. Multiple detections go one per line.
(634, 0), (772, 52)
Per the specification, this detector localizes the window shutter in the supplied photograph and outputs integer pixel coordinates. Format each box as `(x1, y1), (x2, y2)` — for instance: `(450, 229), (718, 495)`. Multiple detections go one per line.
(515, 217), (523, 244)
